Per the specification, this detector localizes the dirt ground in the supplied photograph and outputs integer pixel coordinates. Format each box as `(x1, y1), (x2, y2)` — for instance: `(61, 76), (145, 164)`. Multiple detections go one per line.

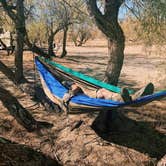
(0, 40), (166, 165)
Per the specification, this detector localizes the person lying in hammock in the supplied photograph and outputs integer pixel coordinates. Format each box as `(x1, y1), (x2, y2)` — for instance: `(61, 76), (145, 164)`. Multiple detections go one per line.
(62, 81), (154, 104)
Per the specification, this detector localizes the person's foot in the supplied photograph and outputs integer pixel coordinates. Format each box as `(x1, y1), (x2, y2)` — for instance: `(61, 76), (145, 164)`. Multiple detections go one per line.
(121, 87), (132, 102)
(63, 92), (72, 103)
(132, 83), (154, 100)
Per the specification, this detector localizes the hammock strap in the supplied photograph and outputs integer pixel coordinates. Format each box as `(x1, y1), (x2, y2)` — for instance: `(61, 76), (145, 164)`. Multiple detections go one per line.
(60, 90), (75, 114)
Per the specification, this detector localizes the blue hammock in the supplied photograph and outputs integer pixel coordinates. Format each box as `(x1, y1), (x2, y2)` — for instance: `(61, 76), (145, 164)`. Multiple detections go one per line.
(35, 58), (166, 109)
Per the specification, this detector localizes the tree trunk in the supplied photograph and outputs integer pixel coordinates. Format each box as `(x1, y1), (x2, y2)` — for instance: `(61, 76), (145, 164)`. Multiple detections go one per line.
(77, 31), (89, 47)
(60, 27), (68, 58)
(86, 0), (125, 132)
(48, 33), (56, 57)
(13, 0), (26, 83)
(24, 33), (49, 58)
(86, 0), (125, 85)
(14, 28), (25, 83)
(104, 38), (124, 85)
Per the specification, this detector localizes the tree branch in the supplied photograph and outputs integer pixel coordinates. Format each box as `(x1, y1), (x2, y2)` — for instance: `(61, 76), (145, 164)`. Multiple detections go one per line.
(0, 0), (17, 21)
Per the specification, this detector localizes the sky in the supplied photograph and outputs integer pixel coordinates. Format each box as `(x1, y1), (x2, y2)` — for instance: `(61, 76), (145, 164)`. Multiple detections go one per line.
(119, 6), (128, 20)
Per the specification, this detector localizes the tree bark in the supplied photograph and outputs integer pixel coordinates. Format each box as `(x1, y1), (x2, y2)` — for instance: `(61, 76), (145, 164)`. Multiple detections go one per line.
(86, 0), (125, 85)
(0, 86), (53, 132)
(86, 0), (125, 132)
(12, 0), (25, 83)
(1, 0), (49, 61)
(14, 27), (25, 83)
(104, 38), (124, 85)
(60, 26), (68, 58)
(24, 33), (49, 58)
(48, 32), (56, 57)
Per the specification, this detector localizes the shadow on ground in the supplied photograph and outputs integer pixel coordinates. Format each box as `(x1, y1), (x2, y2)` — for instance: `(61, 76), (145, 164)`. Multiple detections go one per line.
(0, 137), (61, 166)
(92, 108), (166, 160)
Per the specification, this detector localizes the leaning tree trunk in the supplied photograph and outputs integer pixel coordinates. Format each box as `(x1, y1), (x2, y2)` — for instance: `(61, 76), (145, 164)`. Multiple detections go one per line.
(14, 27), (25, 83)
(86, 0), (125, 85)
(14, 0), (26, 83)
(86, 0), (125, 132)
(60, 26), (68, 58)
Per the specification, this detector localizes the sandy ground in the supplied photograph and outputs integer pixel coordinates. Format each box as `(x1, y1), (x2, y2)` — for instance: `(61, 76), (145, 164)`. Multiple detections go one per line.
(0, 40), (166, 165)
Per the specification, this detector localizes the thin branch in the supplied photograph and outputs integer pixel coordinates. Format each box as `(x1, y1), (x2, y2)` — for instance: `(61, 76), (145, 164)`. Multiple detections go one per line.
(124, 3), (141, 21)
(0, 0), (17, 21)
(60, 0), (89, 17)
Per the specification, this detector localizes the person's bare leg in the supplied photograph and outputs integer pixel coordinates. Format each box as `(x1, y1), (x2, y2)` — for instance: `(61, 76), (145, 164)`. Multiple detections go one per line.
(96, 88), (132, 102)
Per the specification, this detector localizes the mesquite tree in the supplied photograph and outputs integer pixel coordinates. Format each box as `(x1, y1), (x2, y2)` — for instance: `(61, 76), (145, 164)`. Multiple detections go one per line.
(0, 0), (48, 83)
(0, 0), (26, 83)
(86, 0), (166, 85)
(86, 0), (125, 85)
(35, 0), (73, 57)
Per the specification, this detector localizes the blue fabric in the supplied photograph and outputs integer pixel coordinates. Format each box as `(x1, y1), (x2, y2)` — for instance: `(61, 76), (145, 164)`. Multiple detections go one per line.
(35, 59), (166, 108)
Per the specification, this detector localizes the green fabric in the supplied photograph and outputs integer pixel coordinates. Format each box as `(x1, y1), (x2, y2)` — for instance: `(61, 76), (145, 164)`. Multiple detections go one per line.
(38, 56), (134, 94)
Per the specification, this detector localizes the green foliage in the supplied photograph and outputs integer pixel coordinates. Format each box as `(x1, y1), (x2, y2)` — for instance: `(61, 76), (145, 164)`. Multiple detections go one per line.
(70, 23), (93, 46)
(0, 11), (15, 32)
(70, 4), (94, 46)
(125, 0), (166, 45)
(27, 21), (47, 46)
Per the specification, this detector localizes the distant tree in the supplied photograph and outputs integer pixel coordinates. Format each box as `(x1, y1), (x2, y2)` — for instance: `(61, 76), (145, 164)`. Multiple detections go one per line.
(34, 0), (73, 57)
(27, 21), (47, 48)
(71, 16), (93, 47)
(60, 0), (91, 56)
(59, 1), (72, 58)
(125, 0), (166, 45)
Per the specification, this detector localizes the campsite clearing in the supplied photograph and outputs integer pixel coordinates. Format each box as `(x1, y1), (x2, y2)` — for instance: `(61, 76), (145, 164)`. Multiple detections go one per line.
(0, 40), (166, 165)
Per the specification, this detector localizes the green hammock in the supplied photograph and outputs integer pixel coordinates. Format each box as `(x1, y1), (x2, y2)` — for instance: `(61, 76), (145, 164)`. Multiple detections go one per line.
(38, 56), (134, 94)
